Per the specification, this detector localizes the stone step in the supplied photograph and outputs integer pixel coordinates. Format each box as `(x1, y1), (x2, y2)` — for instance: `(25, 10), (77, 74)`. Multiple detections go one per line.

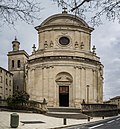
(46, 107), (89, 119)
(48, 107), (81, 113)
(46, 112), (88, 119)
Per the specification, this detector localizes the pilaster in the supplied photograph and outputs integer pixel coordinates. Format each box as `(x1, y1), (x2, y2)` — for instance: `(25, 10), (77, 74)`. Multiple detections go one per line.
(81, 67), (86, 102)
(48, 66), (55, 106)
(74, 66), (81, 107)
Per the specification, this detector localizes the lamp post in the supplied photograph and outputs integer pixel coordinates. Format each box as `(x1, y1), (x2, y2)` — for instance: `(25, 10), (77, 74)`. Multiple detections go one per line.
(86, 85), (90, 104)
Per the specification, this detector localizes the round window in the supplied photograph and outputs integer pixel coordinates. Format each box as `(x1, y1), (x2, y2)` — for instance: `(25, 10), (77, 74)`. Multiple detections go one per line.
(59, 37), (70, 45)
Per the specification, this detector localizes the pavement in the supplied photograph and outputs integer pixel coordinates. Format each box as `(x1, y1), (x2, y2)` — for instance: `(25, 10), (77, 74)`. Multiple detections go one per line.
(0, 111), (109, 129)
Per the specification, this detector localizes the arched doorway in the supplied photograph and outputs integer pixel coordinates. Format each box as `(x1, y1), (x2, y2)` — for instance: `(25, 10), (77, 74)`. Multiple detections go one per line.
(56, 72), (73, 107)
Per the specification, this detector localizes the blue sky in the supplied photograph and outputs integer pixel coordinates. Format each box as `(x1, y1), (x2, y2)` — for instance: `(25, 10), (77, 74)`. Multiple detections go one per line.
(0, 0), (120, 100)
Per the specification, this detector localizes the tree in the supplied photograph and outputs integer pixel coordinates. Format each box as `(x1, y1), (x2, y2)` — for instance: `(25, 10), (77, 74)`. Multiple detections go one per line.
(53, 0), (120, 26)
(0, 0), (42, 27)
(7, 91), (30, 106)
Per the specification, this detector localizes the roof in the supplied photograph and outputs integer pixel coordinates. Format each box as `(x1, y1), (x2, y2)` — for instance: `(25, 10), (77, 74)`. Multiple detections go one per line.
(8, 50), (29, 58)
(110, 96), (120, 100)
(0, 66), (13, 75)
(35, 12), (94, 32)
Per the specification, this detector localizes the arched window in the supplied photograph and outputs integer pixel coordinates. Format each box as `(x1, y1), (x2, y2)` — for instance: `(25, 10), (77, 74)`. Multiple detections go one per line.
(17, 60), (21, 68)
(12, 60), (14, 68)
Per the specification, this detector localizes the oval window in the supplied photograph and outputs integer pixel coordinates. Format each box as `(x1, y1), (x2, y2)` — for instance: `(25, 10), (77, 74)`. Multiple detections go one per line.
(59, 37), (70, 45)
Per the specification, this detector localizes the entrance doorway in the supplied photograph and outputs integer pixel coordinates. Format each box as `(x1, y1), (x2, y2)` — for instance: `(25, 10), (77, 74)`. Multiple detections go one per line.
(59, 86), (69, 107)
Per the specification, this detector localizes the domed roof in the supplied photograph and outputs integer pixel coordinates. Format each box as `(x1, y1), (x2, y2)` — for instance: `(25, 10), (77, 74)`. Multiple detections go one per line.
(35, 11), (93, 32)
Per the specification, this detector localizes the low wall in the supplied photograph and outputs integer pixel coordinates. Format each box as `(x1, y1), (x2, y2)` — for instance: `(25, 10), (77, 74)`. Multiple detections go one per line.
(0, 99), (48, 114)
(81, 103), (118, 117)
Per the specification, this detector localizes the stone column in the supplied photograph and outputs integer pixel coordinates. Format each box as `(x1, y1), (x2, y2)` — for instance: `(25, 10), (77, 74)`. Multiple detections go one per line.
(99, 74), (103, 103)
(30, 68), (35, 99)
(97, 70), (103, 103)
(42, 67), (44, 99)
(96, 71), (99, 103)
(48, 66), (54, 106)
(92, 69), (95, 103)
(26, 69), (30, 95)
(43, 66), (49, 100)
(81, 67), (86, 103)
(74, 66), (81, 107)
(73, 66), (76, 106)
(86, 68), (92, 103)
(36, 66), (43, 101)
(56, 83), (59, 107)
(79, 67), (83, 103)
(86, 85), (90, 104)
(93, 70), (97, 103)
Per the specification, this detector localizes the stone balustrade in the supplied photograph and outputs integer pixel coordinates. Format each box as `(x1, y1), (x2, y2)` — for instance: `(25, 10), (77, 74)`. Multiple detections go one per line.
(81, 103), (118, 117)
(81, 103), (117, 111)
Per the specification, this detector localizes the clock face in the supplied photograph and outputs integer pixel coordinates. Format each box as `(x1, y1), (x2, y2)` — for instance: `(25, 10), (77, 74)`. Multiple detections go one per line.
(59, 36), (70, 45)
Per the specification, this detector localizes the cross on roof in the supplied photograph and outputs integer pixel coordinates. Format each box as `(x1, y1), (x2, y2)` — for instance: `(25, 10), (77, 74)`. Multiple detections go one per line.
(62, 7), (67, 13)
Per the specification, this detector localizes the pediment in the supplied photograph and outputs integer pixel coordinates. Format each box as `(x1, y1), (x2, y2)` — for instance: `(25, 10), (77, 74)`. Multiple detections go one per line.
(56, 75), (72, 82)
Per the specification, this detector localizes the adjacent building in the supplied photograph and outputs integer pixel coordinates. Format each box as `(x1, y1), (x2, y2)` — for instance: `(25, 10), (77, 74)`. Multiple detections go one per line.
(104, 96), (120, 109)
(0, 67), (13, 100)
(7, 11), (104, 108)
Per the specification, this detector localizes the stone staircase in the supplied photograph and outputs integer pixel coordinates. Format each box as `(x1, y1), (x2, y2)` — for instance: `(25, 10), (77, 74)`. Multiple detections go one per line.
(46, 107), (89, 119)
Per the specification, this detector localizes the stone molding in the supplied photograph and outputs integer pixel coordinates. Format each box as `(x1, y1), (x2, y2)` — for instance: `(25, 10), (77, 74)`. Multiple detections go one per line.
(28, 56), (101, 66)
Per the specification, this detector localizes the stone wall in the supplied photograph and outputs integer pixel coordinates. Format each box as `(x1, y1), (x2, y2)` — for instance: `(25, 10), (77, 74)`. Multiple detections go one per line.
(81, 103), (118, 117)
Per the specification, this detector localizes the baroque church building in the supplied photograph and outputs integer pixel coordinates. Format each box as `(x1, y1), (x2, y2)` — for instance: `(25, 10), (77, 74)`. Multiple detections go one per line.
(8, 11), (104, 108)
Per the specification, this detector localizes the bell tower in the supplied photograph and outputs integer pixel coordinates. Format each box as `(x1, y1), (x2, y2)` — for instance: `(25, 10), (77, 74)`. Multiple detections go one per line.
(12, 36), (20, 51)
(8, 37), (29, 93)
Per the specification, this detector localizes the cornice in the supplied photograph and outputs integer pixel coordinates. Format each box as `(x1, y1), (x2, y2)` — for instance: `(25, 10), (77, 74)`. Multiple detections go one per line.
(28, 56), (101, 66)
(7, 50), (29, 58)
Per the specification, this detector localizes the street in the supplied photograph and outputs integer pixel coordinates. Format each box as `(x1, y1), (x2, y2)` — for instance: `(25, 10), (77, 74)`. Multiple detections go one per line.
(64, 115), (120, 129)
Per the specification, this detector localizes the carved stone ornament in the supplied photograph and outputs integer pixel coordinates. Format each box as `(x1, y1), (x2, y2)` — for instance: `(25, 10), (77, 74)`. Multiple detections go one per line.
(75, 41), (79, 48)
(80, 42), (84, 49)
(56, 72), (73, 86)
(50, 41), (54, 48)
(44, 41), (48, 49)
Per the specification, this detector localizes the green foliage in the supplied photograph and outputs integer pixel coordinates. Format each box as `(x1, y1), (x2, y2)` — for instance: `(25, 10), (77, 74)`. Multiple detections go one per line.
(7, 91), (30, 107)
(7, 96), (13, 106)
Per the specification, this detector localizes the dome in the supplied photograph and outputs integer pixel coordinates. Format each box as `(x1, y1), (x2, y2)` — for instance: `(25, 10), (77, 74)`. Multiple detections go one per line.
(35, 12), (93, 32)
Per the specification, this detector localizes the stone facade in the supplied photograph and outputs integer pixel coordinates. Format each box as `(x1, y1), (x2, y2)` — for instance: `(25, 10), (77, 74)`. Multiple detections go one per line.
(26, 11), (104, 108)
(8, 11), (104, 108)
(8, 38), (29, 93)
(0, 67), (13, 100)
(104, 96), (120, 109)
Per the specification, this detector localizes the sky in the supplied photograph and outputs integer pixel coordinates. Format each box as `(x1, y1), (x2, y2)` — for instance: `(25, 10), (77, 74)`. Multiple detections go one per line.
(0, 0), (120, 101)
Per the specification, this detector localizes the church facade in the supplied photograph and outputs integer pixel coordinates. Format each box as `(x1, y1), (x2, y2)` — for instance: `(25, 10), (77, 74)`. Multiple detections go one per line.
(8, 11), (104, 108)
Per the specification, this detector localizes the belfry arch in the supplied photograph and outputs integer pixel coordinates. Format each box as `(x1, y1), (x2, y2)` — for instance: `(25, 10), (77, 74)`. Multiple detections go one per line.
(55, 72), (73, 107)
